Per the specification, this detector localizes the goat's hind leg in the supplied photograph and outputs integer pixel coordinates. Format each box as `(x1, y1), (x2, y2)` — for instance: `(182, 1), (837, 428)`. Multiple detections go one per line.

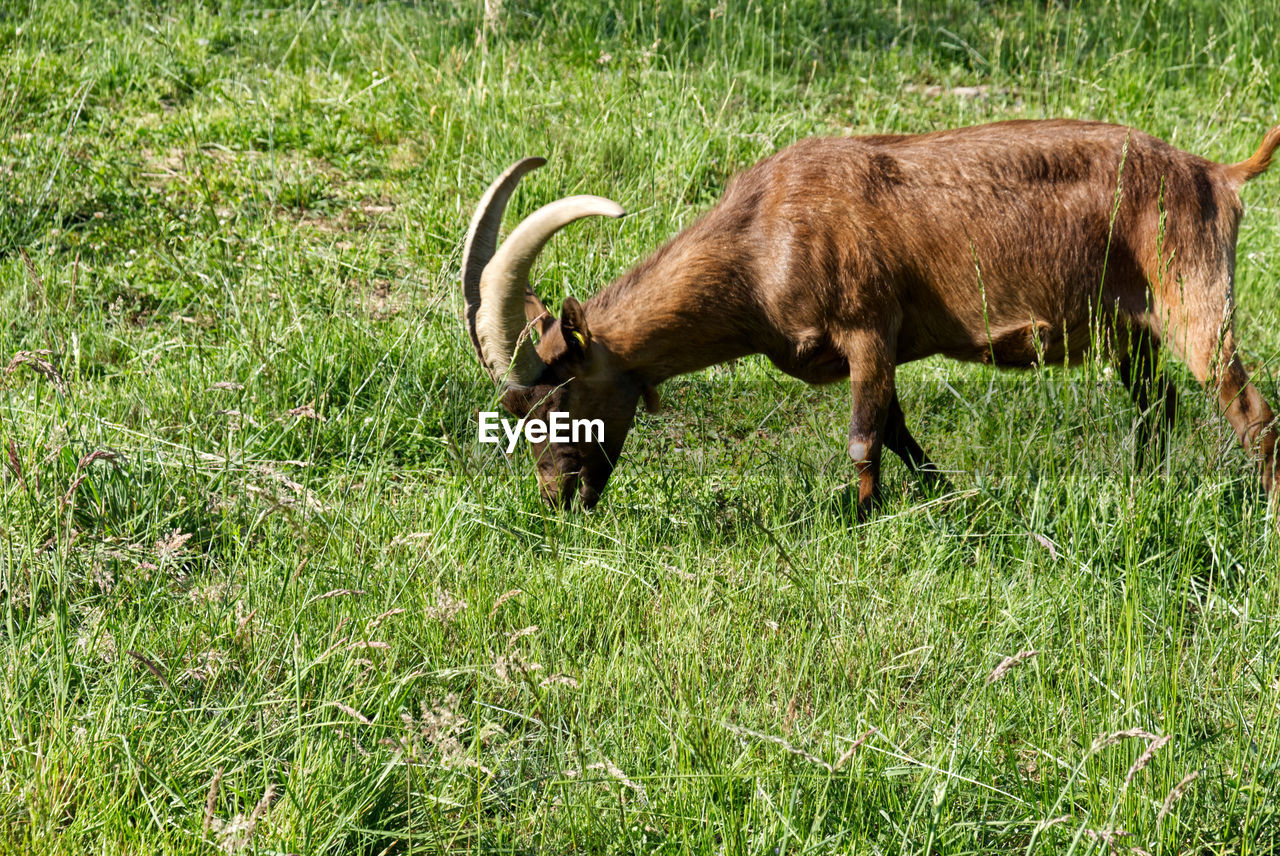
(1209, 351), (1278, 496)
(1161, 276), (1279, 500)
(1115, 329), (1178, 468)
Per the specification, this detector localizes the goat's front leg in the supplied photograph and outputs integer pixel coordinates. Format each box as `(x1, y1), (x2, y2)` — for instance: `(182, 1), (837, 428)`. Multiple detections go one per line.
(845, 330), (896, 520)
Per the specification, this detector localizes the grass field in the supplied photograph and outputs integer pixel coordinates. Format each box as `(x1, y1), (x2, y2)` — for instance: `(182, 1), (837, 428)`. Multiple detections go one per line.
(3, 0), (1280, 853)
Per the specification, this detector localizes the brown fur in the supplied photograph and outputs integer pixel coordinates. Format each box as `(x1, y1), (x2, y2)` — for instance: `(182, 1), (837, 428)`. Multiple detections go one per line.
(510, 119), (1280, 515)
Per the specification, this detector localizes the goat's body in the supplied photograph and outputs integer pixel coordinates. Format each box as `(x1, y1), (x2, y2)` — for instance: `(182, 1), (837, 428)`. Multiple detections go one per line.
(685, 121), (1240, 379)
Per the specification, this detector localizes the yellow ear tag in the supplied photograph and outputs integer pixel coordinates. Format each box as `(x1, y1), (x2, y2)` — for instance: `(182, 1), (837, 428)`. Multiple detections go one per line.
(570, 330), (587, 349)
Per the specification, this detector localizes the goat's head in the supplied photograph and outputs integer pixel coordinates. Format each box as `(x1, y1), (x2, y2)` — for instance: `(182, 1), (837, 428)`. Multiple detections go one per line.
(462, 158), (638, 509)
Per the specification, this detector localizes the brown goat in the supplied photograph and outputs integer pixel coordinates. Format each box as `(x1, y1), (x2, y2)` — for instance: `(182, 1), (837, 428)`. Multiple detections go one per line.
(461, 119), (1280, 516)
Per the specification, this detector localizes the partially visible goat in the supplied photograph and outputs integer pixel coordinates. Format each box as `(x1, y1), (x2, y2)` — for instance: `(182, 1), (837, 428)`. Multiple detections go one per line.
(461, 119), (1280, 516)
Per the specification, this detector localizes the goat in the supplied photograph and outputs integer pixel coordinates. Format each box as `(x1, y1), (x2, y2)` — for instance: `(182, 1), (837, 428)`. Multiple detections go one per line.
(460, 119), (1280, 516)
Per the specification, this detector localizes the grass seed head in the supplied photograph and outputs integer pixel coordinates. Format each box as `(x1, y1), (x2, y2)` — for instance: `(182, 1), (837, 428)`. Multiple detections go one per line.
(367, 608), (406, 630)
(5, 350), (67, 393)
(834, 728), (877, 770)
(506, 625), (539, 644)
(333, 702), (372, 725)
(489, 588), (523, 616)
(1083, 828), (1131, 852)
(426, 588), (467, 623)
(1091, 728), (1158, 753)
(1158, 770), (1201, 820)
(156, 529), (193, 560)
(1124, 735), (1172, 787)
(203, 768), (223, 835)
(986, 649), (1038, 684)
(494, 652), (541, 682)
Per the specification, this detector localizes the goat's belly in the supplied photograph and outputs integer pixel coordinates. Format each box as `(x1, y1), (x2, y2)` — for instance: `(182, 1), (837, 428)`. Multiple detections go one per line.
(767, 345), (850, 384)
(910, 316), (1097, 367)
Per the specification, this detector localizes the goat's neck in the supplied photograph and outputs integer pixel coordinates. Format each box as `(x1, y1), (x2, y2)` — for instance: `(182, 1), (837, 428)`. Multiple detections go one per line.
(584, 230), (764, 384)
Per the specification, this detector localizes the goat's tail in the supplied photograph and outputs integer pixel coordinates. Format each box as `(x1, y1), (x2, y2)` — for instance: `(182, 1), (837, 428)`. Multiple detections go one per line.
(1226, 124), (1280, 183)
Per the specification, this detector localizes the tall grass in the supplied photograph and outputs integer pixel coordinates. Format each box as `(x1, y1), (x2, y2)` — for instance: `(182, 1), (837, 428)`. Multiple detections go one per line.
(2, 0), (1279, 852)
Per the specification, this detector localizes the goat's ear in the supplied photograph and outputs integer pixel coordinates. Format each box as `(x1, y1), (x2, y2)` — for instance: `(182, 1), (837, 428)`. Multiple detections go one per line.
(523, 286), (552, 338)
(560, 296), (590, 359)
(642, 384), (661, 413)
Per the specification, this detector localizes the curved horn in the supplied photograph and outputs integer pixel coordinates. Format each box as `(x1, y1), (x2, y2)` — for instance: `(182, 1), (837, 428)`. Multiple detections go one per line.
(462, 157), (546, 375)
(475, 194), (626, 386)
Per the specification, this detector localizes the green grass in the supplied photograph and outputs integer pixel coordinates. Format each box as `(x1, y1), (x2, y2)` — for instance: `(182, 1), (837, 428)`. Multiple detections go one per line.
(3, 0), (1280, 852)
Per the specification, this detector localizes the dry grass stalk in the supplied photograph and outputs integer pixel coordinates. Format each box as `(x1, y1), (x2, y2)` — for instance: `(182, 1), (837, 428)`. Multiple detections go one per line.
(234, 607), (257, 645)
(315, 636), (350, 662)
(724, 722), (833, 771)
(482, 0), (502, 31)
(77, 449), (120, 472)
(1083, 828), (1130, 851)
(506, 625), (539, 643)
(494, 652), (541, 682)
(490, 588), (523, 616)
(189, 581), (236, 605)
(156, 529), (193, 559)
(387, 532), (430, 550)
(182, 650), (228, 683)
(1033, 815), (1071, 832)
(61, 451), (120, 506)
(126, 650), (170, 690)
(986, 649), (1038, 684)
(61, 474), (88, 507)
(394, 694), (494, 774)
(90, 561), (114, 594)
(203, 767), (223, 835)
(539, 673), (579, 689)
(1091, 728), (1157, 752)
(19, 247), (44, 296)
(367, 607), (406, 630)
(346, 640), (390, 651)
(67, 251), (79, 312)
(426, 589), (468, 623)
(5, 438), (26, 493)
(213, 783), (279, 853)
(245, 470), (327, 515)
(5, 350), (67, 393)
(1124, 734), (1171, 787)
(587, 758), (648, 804)
(1030, 531), (1060, 558)
(333, 702), (372, 725)
(309, 588), (365, 603)
(288, 402), (324, 420)
(834, 728), (877, 770)
(1158, 770), (1200, 820)
(250, 783), (279, 823)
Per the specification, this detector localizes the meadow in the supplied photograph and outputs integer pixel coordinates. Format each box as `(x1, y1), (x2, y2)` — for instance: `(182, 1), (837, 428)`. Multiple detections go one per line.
(2, 0), (1280, 852)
